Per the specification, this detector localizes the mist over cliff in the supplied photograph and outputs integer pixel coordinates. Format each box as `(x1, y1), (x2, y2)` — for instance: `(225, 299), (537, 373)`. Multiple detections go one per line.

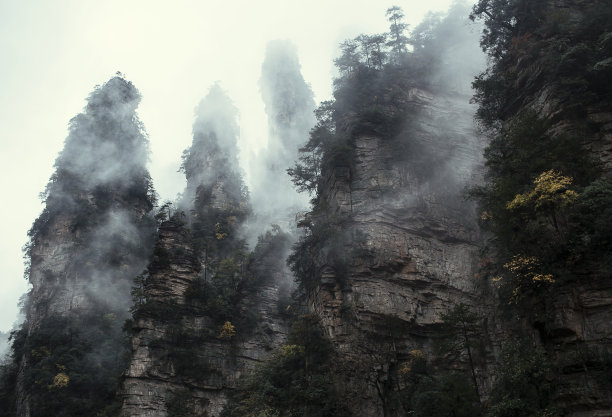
(0, 76), (157, 416)
(180, 84), (246, 216)
(246, 40), (316, 243)
(1, 1), (611, 417)
(0, 332), (8, 359)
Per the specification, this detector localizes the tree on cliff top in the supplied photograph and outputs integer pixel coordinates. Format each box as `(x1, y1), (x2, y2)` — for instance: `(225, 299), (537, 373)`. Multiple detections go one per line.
(386, 5), (409, 61)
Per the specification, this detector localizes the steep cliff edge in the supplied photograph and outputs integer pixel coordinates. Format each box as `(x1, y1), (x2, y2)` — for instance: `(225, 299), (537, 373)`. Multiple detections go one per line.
(304, 88), (494, 416)
(120, 84), (292, 417)
(226, 7), (498, 416)
(2, 3), (609, 416)
(5, 76), (157, 417)
(471, 0), (612, 414)
(120, 220), (290, 417)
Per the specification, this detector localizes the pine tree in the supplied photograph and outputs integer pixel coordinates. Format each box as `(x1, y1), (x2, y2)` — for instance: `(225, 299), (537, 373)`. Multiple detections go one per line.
(386, 6), (409, 62)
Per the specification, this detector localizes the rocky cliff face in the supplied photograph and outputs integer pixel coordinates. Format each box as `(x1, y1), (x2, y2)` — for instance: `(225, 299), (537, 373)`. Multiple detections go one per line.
(13, 77), (156, 417)
(5, 5), (609, 415)
(121, 83), (292, 417)
(529, 275), (612, 415)
(515, 82), (612, 417)
(305, 87), (498, 416)
(471, 0), (612, 413)
(515, 70), (612, 417)
(120, 221), (290, 417)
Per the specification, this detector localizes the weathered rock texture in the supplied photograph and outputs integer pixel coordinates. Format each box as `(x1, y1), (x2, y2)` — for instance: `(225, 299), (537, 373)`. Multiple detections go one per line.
(520, 96), (612, 415)
(121, 83), (291, 417)
(120, 221), (290, 417)
(481, 1), (612, 413)
(14, 77), (156, 417)
(515, 86), (612, 416)
(306, 88), (497, 416)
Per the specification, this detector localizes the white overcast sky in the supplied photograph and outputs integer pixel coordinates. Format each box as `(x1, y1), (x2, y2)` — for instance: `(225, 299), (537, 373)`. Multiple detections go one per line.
(0, 0), (468, 331)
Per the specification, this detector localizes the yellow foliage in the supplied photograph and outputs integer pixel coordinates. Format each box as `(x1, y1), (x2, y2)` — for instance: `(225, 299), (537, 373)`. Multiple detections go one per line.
(226, 216), (237, 225)
(503, 255), (555, 303)
(280, 344), (305, 357)
(50, 372), (69, 388)
(399, 350), (424, 376)
(31, 347), (51, 359)
(214, 222), (227, 240)
(217, 321), (236, 339)
(507, 169), (578, 211)
(399, 362), (412, 375)
(507, 193), (530, 210)
(532, 273), (555, 283)
(409, 349), (424, 359)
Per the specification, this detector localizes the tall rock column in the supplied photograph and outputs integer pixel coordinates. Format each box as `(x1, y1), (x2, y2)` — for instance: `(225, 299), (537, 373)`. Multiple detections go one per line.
(121, 85), (290, 417)
(14, 76), (156, 417)
(249, 40), (315, 235)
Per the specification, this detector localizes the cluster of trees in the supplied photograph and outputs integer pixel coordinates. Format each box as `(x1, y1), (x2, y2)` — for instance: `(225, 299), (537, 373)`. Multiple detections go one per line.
(387, 303), (556, 417)
(471, 0), (612, 127)
(334, 6), (408, 73)
(221, 314), (348, 417)
(471, 0), (612, 300)
(469, 1), (612, 415)
(123, 81), (299, 400)
(184, 226), (292, 335)
(288, 3), (478, 292)
(0, 313), (129, 417)
(5, 1), (610, 416)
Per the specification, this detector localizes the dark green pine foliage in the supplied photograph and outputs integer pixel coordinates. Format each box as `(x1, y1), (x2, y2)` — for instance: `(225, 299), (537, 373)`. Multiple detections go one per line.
(221, 314), (348, 417)
(437, 304), (484, 402)
(471, 0), (612, 127)
(288, 3), (479, 292)
(283, 5), (488, 417)
(470, 1), (612, 415)
(178, 84), (252, 328)
(486, 341), (556, 417)
(0, 75), (157, 417)
(470, 0), (612, 294)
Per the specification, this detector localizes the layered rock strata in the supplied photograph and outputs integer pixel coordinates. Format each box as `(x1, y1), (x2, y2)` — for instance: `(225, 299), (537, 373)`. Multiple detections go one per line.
(307, 89), (497, 416)
(121, 220), (290, 416)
